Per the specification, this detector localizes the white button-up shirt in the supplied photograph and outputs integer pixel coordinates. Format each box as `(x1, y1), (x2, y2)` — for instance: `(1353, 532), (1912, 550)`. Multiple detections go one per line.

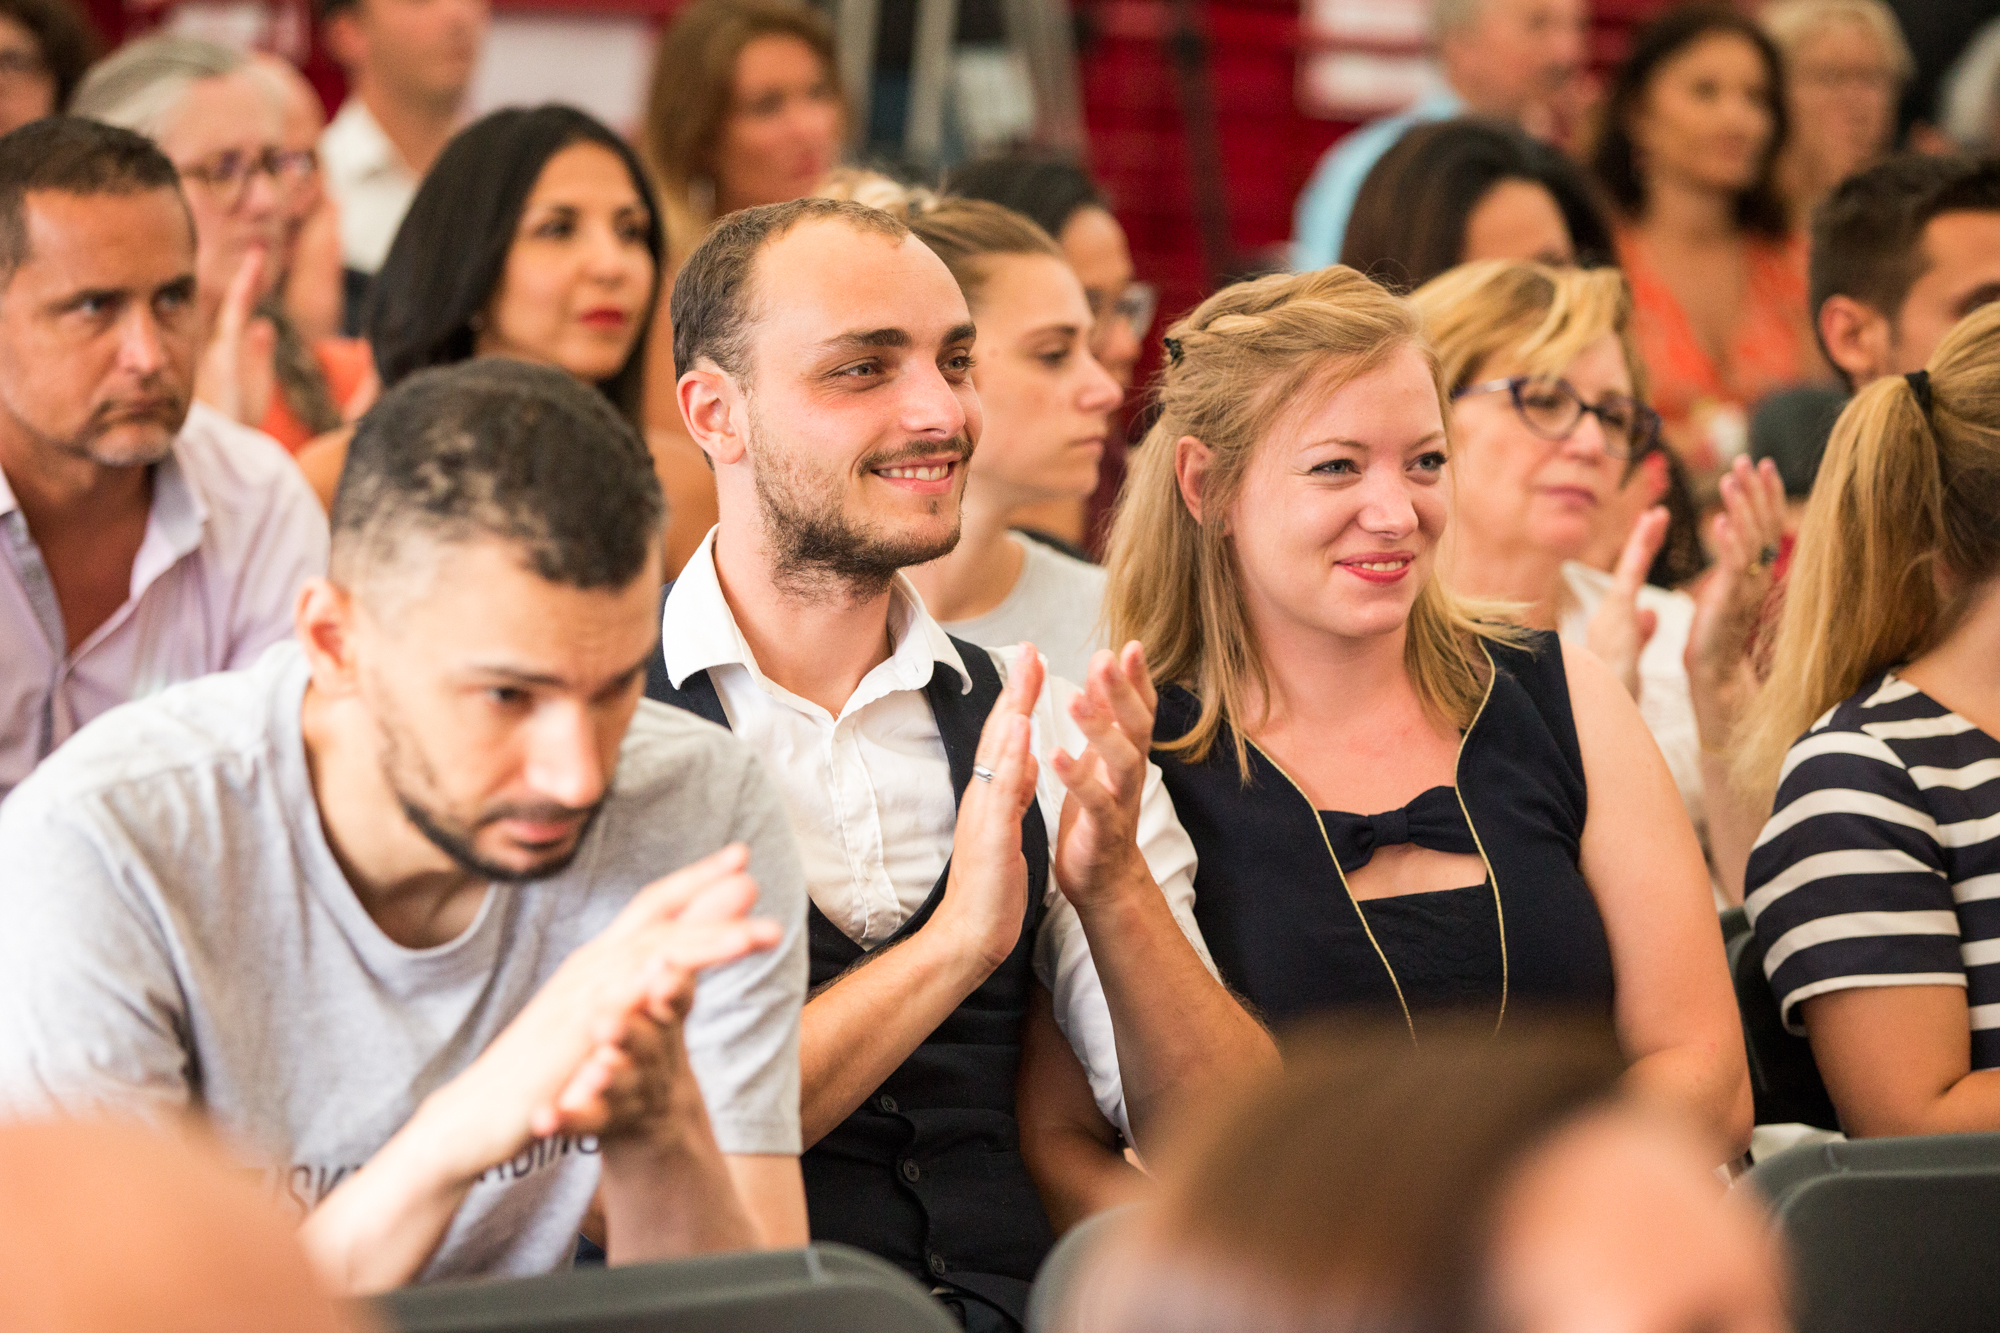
(0, 404), (329, 802)
(320, 98), (422, 275)
(662, 531), (1215, 1135)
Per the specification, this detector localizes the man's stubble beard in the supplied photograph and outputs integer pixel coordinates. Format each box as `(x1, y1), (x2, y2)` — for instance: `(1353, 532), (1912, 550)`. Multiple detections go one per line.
(372, 679), (603, 885)
(746, 396), (971, 601)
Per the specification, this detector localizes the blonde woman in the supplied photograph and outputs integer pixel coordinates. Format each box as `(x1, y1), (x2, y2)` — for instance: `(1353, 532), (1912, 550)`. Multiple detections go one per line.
(1740, 303), (2000, 1138)
(1411, 261), (1788, 902)
(1103, 266), (1750, 1157)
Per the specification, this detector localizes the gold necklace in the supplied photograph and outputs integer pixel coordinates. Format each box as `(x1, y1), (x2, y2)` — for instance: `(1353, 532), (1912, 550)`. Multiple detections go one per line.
(1246, 641), (1509, 1045)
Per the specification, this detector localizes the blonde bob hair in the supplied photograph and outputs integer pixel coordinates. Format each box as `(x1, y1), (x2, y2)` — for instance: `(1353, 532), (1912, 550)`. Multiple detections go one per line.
(1736, 301), (2000, 793)
(1409, 260), (1647, 404)
(1103, 266), (1521, 777)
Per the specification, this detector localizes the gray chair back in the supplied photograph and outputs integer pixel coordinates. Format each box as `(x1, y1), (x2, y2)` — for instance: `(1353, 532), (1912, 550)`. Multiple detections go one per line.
(1747, 1132), (2000, 1333)
(373, 1243), (958, 1333)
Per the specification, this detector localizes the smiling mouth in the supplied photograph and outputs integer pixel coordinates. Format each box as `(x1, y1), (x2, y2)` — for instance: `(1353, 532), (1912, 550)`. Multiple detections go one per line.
(1345, 558), (1410, 572)
(874, 462), (955, 481)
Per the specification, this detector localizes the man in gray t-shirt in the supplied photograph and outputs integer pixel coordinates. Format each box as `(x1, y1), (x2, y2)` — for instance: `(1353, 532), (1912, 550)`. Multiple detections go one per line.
(0, 363), (810, 1289)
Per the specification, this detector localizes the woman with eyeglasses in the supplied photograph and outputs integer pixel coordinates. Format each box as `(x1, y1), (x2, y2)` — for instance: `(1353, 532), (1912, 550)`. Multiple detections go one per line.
(1412, 261), (1786, 903)
(71, 37), (370, 453)
(1093, 264), (1750, 1162)
(947, 153), (1156, 550)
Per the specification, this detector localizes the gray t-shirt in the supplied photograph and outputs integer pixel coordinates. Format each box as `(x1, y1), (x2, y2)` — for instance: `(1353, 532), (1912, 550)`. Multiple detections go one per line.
(942, 534), (1109, 684)
(0, 642), (808, 1282)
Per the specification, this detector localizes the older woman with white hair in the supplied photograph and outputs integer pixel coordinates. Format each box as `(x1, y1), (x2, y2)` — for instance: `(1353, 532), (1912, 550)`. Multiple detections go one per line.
(70, 37), (371, 450)
(1761, 0), (1913, 231)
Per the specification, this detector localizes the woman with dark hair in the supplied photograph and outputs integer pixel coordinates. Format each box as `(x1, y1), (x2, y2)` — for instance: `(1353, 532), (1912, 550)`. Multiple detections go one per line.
(296, 106), (702, 565)
(0, 0), (96, 133)
(1340, 117), (1615, 292)
(1591, 3), (1817, 495)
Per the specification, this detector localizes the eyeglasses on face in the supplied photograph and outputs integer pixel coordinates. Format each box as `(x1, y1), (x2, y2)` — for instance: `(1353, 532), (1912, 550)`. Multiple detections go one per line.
(176, 147), (319, 210)
(1088, 281), (1158, 348)
(1451, 375), (1662, 461)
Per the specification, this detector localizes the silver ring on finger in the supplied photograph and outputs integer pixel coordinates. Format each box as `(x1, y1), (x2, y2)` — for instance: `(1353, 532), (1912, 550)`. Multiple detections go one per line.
(972, 764), (997, 783)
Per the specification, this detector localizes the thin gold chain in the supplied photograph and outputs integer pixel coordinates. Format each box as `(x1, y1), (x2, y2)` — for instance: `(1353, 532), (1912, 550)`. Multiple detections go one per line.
(1245, 641), (1507, 1046)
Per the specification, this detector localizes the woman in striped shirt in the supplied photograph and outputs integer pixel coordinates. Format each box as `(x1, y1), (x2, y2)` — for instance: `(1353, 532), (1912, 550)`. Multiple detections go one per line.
(1740, 300), (2000, 1136)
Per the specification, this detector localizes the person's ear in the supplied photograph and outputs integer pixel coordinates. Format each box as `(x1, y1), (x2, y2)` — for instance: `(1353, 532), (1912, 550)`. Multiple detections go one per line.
(678, 365), (748, 467)
(1174, 434), (1217, 528)
(293, 576), (362, 696)
(1819, 295), (1891, 386)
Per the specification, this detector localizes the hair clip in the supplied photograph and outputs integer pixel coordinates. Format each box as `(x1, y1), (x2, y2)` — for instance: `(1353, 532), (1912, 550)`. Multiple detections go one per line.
(1163, 336), (1184, 366)
(1905, 368), (1934, 416)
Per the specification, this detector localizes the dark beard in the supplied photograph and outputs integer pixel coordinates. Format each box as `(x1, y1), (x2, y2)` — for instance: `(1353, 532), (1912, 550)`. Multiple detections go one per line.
(375, 688), (603, 884)
(395, 790), (603, 884)
(749, 418), (972, 600)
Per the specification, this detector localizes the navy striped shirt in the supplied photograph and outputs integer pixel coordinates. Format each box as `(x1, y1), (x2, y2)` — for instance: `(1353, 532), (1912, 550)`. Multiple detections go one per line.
(1747, 673), (2000, 1069)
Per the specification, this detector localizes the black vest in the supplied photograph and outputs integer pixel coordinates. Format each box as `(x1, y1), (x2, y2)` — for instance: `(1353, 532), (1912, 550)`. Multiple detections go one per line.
(646, 625), (1055, 1325)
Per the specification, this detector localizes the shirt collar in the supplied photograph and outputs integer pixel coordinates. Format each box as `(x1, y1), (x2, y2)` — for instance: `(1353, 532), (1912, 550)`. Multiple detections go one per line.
(0, 418), (207, 561)
(326, 99), (412, 182)
(662, 527), (972, 697)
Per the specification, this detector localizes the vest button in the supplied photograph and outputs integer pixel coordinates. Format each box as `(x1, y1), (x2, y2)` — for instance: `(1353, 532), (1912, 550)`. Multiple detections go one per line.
(900, 1158), (922, 1183)
(928, 1252), (947, 1276)
(878, 1094), (899, 1113)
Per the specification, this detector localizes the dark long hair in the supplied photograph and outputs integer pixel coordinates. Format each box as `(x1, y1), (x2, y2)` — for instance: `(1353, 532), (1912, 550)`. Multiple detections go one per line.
(366, 105), (665, 425)
(1342, 117), (1616, 292)
(1590, 3), (1791, 240)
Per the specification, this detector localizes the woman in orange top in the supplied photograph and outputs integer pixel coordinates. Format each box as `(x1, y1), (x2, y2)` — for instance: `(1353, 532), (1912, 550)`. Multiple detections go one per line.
(1593, 5), (1819, 495)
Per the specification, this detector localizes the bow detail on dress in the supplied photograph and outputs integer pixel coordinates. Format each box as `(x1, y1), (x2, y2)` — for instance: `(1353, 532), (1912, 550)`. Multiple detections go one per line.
(1318, 785), (1480, 871)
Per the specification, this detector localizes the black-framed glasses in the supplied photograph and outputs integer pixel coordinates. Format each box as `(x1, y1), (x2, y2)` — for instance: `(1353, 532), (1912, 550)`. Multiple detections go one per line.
(177, 147), (319, 211)
(1452, 375), (1662, 461)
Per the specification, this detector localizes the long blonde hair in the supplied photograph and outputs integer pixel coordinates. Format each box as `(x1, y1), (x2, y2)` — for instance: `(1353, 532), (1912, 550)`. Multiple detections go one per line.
(1103, 266), (1521, 778)
(1736, 301), (2000, 792)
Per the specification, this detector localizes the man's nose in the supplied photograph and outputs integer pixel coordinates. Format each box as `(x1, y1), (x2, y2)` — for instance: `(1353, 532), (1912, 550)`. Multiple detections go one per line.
(523, 708), (610, 812)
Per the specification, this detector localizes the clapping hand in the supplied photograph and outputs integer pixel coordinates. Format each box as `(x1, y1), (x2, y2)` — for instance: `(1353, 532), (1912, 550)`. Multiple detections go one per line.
(1685, 456), (1787, 745)
(1052, 642), (1159, 910)
(934, 644), (1043, 973)
(193, 247), (278, 427)
(445, 844), (779, 1168)
(1586, 506), (1670, 702)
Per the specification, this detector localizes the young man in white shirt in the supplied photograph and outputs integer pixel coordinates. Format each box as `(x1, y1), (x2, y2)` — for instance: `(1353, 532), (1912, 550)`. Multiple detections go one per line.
(319, 0), (486, 318)
(654, 196), (1276, 1330)
(0, 360), (811, 1290)
(0, 116), (327, 802)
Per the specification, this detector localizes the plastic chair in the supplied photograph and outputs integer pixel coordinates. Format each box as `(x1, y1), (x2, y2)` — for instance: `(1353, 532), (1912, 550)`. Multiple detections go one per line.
(1747, 1133), (2000, 1333)
(1728, 915), (1841, 1131)
(373, 1243), (959, 1333)
(1025, 1205), (1137, 1333)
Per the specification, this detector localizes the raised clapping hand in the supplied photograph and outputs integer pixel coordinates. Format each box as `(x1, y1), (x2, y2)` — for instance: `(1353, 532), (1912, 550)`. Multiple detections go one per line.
(1685, 456), (1787, 745)
(437, 844), (780, 1172)
(1051, 641), (1159, 910)
(933, 644), (1043, 973)
(192, 247), (278, 428)
(1586, 505), (1670, 702)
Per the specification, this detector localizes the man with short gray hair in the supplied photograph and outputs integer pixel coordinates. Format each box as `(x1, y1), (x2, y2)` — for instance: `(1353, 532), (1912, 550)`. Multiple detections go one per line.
(1292, 0), (1589, 270)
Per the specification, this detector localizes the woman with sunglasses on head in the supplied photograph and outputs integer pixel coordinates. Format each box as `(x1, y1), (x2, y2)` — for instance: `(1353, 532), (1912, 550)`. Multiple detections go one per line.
(1099, 265), (1750, 1160)
(1411, 262), (1786, 903)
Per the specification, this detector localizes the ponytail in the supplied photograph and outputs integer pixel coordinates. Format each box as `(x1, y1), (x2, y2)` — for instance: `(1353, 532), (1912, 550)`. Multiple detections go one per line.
(1736, 303), (2000, 793)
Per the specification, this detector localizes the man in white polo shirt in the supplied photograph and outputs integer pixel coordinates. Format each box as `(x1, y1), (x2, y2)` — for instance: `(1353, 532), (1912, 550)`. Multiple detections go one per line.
(0, 116), (326, 802)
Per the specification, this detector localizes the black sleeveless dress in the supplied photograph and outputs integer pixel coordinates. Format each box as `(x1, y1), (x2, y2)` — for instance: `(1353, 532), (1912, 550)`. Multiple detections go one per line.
(1152, 630), (1614, 1036)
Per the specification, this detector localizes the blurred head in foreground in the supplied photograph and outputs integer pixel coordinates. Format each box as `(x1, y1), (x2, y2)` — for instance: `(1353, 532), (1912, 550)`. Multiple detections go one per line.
(0, 1117), (365, 1332)
(1061, 1017), (1788, 1333)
